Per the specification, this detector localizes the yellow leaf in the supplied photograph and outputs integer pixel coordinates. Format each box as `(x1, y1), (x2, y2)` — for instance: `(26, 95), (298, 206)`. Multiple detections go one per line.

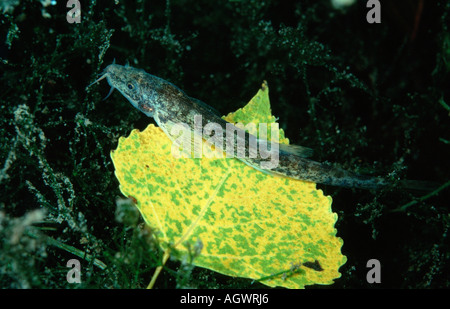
(110, 82), (346, 288)
(223, 80), (290, 144)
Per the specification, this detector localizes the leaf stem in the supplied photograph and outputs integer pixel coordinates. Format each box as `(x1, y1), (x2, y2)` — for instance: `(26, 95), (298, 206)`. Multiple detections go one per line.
(147, 171), (231, 289)
(147, 249), (171, 289)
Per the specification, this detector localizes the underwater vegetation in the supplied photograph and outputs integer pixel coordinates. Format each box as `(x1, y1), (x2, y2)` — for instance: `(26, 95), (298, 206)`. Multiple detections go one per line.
(0, 0), (449, 288)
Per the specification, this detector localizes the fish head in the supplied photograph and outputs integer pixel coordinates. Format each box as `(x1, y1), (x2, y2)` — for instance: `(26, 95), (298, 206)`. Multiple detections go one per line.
(87, 63), (156, 117)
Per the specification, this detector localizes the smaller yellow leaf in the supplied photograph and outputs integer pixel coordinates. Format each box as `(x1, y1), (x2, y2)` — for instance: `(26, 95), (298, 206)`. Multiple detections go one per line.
(223, 81), (290, 144)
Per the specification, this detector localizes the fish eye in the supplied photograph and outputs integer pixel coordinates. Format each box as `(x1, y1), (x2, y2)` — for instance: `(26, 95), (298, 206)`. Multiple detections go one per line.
(127, 83), (134, 90)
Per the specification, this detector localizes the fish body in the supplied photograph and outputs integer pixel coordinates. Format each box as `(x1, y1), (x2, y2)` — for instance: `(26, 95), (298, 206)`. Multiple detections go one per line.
(91, 64), (428, 190)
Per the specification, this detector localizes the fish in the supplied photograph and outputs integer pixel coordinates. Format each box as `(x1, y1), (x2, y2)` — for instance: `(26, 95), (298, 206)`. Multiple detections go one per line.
(88, 63), (434, 190)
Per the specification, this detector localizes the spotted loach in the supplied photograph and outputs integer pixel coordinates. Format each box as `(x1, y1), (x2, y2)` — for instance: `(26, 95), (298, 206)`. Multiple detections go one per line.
(88, 63), (436, 191)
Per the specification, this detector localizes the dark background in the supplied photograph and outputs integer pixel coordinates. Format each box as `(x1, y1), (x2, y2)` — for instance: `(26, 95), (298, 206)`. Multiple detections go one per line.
(0, 0), (449, 288)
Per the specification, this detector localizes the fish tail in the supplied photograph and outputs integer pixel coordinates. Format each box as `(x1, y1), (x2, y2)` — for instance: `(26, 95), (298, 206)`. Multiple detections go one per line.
(398, 179), (440, 191)
(321, 170), (439, 191)
(272, 155), (389, 190)
(319, 169), (388, 190)
(251, 154), (438, 191)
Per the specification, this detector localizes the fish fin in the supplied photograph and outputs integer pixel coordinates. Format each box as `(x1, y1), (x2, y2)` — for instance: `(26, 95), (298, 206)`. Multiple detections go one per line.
(189, 96), (222, 117)
(155, 115), (204, 158)
(238, 157), (285, 177)
(399, 179), (441, 191)
(279, 143), (314, 158)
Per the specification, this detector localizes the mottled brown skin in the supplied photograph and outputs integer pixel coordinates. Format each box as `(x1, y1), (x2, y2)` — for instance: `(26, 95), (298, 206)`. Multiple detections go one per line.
(272, 155), (387, 189)
(96, 64), (419, 190)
